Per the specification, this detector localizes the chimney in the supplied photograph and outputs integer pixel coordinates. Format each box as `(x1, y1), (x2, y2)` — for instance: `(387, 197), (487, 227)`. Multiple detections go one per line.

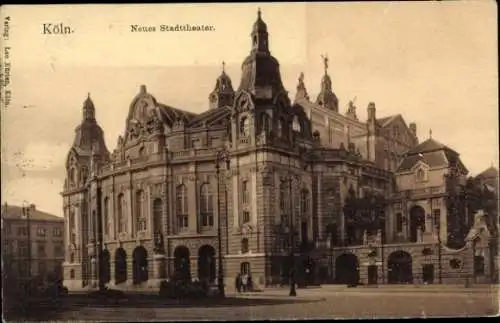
(367, 102), (376, 121)
(409, 122), (417, 137)
(29, 204), (36, 211)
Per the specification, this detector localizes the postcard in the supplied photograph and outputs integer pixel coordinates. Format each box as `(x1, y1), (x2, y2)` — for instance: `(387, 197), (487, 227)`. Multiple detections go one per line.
(1, 2), (498, 321)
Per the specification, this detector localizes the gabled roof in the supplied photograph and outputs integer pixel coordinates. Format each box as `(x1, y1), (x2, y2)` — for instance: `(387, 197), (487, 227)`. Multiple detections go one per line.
(156, 103), (198, 126)
(397, 151), (449, 172)
(376, 114), (399, 127)
(475, 166), (499, 180)
(1, 204), (63, 222)
(406, 138), (458, 156)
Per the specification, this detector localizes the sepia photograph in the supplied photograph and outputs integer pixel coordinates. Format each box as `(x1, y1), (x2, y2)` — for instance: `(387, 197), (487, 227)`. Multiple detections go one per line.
(1, 2), (498, 321)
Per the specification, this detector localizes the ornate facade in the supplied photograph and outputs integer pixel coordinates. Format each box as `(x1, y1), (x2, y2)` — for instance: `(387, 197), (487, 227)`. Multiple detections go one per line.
(62, 10), (497, 291)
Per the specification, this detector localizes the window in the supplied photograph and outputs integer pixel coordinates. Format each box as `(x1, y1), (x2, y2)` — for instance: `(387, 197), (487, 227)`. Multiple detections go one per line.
(3, 240), (10, 254)
(38, 242), (46, 257)
(38, 261), (47, 276)
(54, 244), (64, 257)
(433, 209), (441, 228)
(153, 198), (163, 234)
(17, 227), (27, 236)
(81, 166), (88, 184)
(18, 241), (28, 257)
(261, 113), (270, 134)
(103, 197), (109, 235)
(239, 117), (250, 137)
(176, 185), (189, 230)
(241, 238), (249, 254)
(280, 183), (287, 212)
(70, 269), (75, 279)
(300, 190), (310, 216)
(69, 252), (75, 263)
(37, 227), (47, 237)
(243, 211), (250, 224)
(136, 190), (147, 232)
(280, 213), (289, 225)
(53, 227), (62, 237)
(4, 222), (11, 235)
(242, 180), (249, 205)
(19, 261), (29, 277)
(277, 119), (283, 137)
(416, 168), (425, 181)
(200, 184), (214, 227)
(393, 126), (400, 138)
(292, 116), (301, 132)
(117, 194), (126, 233)
(396, 213), (403, 232)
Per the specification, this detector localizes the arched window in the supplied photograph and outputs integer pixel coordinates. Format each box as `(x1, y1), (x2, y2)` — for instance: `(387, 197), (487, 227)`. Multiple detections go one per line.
(277, 118), (284, 137)
(153, 198), (163, 234)
(242, 180), (249, 205)
(69, 167), (77, 186)
(239, 116), (250, 137)
(176, 185), (188, 230)
(280, 182), (288, 224)
(241, 238), (249, 254)
(117, 194), (126, 233)
(136, 190), (146, 232)
(81, 166), (88, 183)
(416, 168), (425, 181)
(200, 184), (214, 227)
(292, 116), (301, 132)
(103, 197), (109, 235)
(261, 113), (270, 134)
(300, 189), (310, 216)
(70, 269), (75, 279)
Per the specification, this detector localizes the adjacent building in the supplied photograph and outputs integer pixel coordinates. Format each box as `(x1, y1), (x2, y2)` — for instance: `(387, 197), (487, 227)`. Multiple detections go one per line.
(1, 203), (65, 283)
(61, 9), (498, 291)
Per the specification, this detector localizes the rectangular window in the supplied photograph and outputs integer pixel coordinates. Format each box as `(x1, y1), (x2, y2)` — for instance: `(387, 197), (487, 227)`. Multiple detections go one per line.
(178, 214), (189, 230)
(242, 181), (249, 205)
(18, 241), (28, 257)
(38, 243), (46, 257)
(242, 211), (250, 223)
(37, 227), (47, 237)
(53, 227), (62, 237)
(433, 209), (441, 228)
(17, 227), (27, 236)
(396, 213), (403, 233)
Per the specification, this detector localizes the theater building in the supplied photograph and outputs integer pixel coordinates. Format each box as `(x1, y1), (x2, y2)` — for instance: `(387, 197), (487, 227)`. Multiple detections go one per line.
(62, 10), (497, 291)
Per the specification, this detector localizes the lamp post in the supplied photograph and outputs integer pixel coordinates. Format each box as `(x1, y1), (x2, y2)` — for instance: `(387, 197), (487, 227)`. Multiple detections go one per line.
(282, 173), (298, 297)
(215, 147), (230, 298)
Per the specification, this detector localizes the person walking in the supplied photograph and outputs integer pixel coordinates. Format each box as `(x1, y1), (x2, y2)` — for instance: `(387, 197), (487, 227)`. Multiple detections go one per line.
(241, 273), (248, 292)
(235, 273), (242, 293)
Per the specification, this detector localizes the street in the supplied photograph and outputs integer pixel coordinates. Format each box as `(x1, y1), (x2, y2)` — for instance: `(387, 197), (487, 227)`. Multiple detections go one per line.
(13, 287), (498, 321)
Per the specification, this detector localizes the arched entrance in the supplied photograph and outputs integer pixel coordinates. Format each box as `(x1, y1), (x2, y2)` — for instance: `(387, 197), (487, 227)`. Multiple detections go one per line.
(101, 249), (111, 284)
(302, 257), (316, 285)
(132, 246), (148, 284)
(409, 206), (426, 242)
(114, 248), (127, 284)
(388, 251), (413, 284)
(174, 246), (191, 281)
(198, 245), (216, 283)
(335, 253), (359, 285)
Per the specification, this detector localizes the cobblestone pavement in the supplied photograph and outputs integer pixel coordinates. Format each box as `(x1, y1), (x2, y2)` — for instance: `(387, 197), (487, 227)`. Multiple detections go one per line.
(36, 289), (498, 321)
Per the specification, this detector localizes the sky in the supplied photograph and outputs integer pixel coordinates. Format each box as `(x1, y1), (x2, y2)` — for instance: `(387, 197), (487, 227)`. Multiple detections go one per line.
(1, 2), (498, 216)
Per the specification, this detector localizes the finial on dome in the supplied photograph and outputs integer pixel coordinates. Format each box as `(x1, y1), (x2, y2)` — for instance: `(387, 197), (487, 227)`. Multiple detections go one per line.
(321, 54), (329, 75)
(87, 92), (91, 99)
(222, 61), (226, 73)
(429, 128), (432, 139)
(140, 85), (147, 93)
(258, 7), (262, 19)
(298, 72), (304, 84)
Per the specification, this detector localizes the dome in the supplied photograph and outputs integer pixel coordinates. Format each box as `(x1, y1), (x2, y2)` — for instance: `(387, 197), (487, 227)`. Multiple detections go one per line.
(252, 8), (267, 33)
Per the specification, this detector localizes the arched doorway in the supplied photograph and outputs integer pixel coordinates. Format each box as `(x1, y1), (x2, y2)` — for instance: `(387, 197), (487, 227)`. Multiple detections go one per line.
(388, 251), (413, 284)
(198, 245), (216, 283)
(114, 248), (127, 284)
(101, 249), (111, 284)
(302, 257), (315, 285)
(174, 246), (191, 281)
(409, 206), (425, 242)
(335, 254), (359, 285)
(132, 246), (148, 284)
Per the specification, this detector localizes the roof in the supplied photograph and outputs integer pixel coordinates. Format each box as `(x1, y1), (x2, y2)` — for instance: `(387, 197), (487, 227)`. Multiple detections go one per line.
(406, 138), (458, 156)
(376, 114), (399, 127)
(397, 150), (449, 172)
(1, 204), (63, 222)
(475, 166), (499, 180)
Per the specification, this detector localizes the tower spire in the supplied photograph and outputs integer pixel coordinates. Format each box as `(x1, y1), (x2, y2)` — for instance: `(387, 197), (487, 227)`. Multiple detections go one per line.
(429, 128), (432, 139)
(258, 7), (262, 19)
(321, 54), (329, 76)
(222, 61), (226, 73)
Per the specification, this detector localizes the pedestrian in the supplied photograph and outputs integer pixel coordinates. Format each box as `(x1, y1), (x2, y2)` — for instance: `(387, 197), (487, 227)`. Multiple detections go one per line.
(247, 275), (253, 292)
(235, 273), (242, 293)
(241, 273), (248, 292)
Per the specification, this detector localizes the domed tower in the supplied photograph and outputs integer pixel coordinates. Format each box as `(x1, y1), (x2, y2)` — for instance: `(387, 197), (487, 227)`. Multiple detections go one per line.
(233, 9), (292, 148)
(209, 61), (235, 109)
(316, 55), (339, 112)
(65, 94), (110, 191)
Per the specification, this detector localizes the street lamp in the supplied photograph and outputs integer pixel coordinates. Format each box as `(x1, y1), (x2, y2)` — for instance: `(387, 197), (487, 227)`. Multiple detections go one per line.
(215, 147), (230, 298)
(281, 173), (299, 297)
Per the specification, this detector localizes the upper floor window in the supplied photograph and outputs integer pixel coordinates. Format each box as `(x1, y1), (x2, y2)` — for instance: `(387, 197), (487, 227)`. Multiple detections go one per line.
(261, 113), (270, 134)
(103, 197), (110, 235)
(176, 184), (189, 230)
(136, 190), (147, 232)
(117, 193), (127, 233)
(396, 213), (403, 233)
(241, 238), (249, 254)
(53, 227), (62, 237)
(18, 241), (28, 257)
(292, 116), (301, 132)
(37, 227), (47, 237)
(279, 183), (287, 212)
(242, 180), (249, 205)
(200, 184), (214, 227)
(17, 226), (27, 236)
(153, 198), (163, 234)
(300, 189), (310, 216)
(38, 242), (46, 257)
(416, 168), (426, 181)
(239, 116), (250, 137)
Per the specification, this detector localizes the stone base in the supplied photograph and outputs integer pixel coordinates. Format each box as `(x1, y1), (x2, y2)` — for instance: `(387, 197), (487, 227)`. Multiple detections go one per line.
(64, 279), (84, 291)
